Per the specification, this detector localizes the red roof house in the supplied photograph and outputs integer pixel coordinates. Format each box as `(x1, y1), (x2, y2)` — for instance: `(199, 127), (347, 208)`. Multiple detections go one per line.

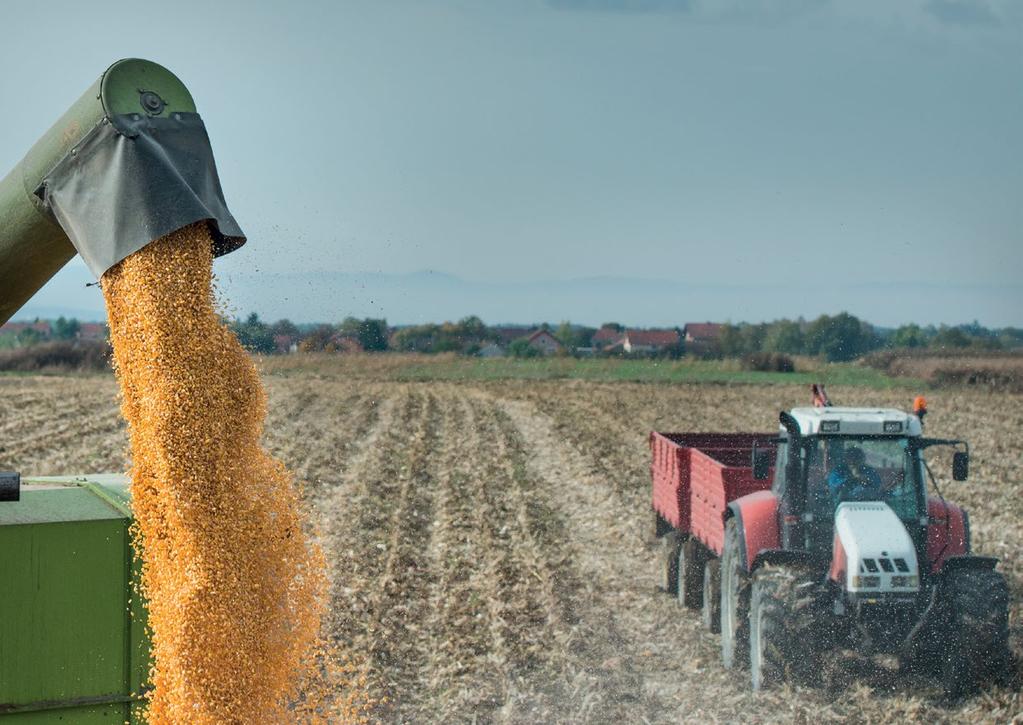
(683, 323), (723, 343)
(78, 323), (108, 341)
(683, 323), (723, 354)
(592, 325), (624, 348)
(0, 321), (51, 337)
(620, 329), (680, 353)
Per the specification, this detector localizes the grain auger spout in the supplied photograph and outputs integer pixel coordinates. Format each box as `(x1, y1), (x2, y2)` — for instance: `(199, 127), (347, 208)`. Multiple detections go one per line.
(0, 61), (253, 723)
(0, 58), (245, 327)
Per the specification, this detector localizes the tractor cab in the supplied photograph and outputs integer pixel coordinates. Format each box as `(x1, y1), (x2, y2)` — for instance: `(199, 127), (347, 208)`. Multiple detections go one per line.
(770, 406), (930, 555)
(755, 394), (970, 576)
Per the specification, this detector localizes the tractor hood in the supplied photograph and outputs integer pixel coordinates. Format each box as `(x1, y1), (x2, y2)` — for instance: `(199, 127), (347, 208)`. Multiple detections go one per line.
(829, 502), (920, 595)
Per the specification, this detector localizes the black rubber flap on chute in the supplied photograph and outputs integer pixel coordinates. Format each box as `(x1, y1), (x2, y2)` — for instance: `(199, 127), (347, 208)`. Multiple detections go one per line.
(37, 112), (245, 277)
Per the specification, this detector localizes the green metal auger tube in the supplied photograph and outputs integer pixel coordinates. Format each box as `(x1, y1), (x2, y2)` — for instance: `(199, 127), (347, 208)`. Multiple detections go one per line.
(0, 59), (245, 724)
(0, 58), (244, 326)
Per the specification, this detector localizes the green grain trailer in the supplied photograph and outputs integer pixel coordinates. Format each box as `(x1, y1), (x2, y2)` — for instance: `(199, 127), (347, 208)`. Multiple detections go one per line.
(0, 477), (148, 722)
(0, 59), (245, 722)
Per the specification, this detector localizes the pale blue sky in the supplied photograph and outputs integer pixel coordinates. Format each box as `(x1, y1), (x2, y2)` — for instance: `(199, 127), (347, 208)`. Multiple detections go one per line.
(1, 0), (1020, 327)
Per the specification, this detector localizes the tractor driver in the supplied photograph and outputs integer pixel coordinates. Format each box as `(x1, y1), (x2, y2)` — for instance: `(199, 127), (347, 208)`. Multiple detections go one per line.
(828, 446), (883, 503)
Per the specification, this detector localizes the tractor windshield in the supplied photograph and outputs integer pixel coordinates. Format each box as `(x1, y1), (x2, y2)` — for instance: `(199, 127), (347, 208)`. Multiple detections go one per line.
(804, 436), (923, 521)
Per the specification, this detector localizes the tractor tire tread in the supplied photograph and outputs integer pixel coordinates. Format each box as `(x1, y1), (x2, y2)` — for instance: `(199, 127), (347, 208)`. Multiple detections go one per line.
(750, 564), (823, 691)
(721, 518), (751, 670)
(941, 567), (1011, 699)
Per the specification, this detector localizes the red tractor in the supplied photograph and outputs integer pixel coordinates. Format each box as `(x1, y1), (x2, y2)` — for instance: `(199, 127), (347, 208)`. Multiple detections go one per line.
(651, 388), (1011, 697)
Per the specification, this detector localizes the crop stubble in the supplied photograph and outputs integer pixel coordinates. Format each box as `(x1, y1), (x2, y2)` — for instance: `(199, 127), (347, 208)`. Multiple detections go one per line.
(1, 363), (1020, 722)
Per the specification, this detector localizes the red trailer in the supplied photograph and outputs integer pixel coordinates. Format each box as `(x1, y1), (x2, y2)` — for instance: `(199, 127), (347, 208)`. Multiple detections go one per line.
(650, 432), (775, 622)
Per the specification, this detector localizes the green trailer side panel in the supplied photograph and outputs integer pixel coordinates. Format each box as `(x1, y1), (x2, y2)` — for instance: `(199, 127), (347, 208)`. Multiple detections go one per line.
(0, 517), (127, 702)
(0, 481), (149, 723)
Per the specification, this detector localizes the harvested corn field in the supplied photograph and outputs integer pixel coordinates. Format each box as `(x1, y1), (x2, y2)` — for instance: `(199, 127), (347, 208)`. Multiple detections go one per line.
(1, 365), (1021, 723)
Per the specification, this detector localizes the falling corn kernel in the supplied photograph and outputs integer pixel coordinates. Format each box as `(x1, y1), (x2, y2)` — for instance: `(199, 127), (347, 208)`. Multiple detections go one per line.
(103, 223), (367, 723)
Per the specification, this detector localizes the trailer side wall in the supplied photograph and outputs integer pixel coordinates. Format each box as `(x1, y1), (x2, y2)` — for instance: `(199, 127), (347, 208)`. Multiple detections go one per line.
(651, 432), (775, 553)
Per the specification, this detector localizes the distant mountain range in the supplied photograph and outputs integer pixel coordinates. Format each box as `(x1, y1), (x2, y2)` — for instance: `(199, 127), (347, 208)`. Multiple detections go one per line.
(216, 269), (1020, 328)
(12, 263), (1021, 329)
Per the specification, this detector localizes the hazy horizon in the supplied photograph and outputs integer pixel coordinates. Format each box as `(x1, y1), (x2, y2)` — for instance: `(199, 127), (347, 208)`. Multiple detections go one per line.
(11, 257), (1020, 330)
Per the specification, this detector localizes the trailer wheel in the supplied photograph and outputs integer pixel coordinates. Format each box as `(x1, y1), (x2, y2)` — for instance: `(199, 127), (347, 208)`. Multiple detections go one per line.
(651, 509), (672, 541)
(720, 518), (750, 670)
(940, 567), (1011, 700)
(749, 565), (821, 692)
(677, 538), (705, 609)
(702, 558), (721, 633)
(661, 531), (682, 596)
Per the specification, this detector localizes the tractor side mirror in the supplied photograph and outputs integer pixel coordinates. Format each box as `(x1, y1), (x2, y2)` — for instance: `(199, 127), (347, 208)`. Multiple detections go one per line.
(752, 449), (772, 480)
(952, 451), (969, 481)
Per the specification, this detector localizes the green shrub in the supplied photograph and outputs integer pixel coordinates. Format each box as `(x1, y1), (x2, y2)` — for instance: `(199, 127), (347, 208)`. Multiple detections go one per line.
(740, 352), (795, 373)
(0, 341), (110, 372)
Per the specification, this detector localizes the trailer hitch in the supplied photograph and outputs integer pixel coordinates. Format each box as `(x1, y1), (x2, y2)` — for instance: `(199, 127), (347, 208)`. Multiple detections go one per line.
(899, 584), (940, 660)
(0, 472), (20, 502)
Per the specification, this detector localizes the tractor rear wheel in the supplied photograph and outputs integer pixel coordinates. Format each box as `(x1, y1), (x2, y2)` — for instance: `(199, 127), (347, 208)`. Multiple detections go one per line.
(940, 567), (1011, 700)
(677, 537), (705, 609)
(661, 531), (682, 596)
(749, 564), (823, 692)
(702, 558), (721, 633)
(720, 518), (750, 670)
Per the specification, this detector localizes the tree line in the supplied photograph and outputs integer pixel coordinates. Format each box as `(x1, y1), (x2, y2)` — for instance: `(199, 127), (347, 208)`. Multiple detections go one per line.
(5, 313), (1018, 361)
(0, 316), (83, 348)
(718, 314), (1022, 362)
(228, 311), (1022, 361)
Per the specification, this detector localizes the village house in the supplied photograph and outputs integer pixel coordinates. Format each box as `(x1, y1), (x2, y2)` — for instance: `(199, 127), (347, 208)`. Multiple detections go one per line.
(77, 323), (108, 342)
(526, 329), (563, 356)
(623, 328), (680, 354)
(604, 328), (680, 354)
(591, 325), (623, 350)
(0, 320), (51, 338)
(683, 322), (723, 355)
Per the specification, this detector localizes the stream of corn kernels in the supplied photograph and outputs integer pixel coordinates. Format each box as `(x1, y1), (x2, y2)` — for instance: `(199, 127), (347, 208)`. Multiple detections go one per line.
(103, 223), (364, 723)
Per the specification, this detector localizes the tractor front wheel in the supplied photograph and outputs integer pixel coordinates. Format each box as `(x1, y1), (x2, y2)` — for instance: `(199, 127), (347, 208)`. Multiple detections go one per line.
(940, 567), (1011, 700)
(749, 564), (823, 692)
(720, 518), (750, 670)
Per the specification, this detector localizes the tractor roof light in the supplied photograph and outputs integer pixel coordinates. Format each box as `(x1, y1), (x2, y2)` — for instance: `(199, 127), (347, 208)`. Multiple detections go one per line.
(913, 395), (928, 428)
(820, 420), (840, 433)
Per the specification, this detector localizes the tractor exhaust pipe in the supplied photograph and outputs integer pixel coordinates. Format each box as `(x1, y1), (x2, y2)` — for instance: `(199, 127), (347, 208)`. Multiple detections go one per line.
(0, 59), (244, 326)
(778, 411), (806, 550)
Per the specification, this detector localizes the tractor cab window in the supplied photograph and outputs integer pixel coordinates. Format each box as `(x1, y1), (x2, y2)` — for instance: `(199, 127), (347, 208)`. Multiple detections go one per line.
(804, 437), (921, 521)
